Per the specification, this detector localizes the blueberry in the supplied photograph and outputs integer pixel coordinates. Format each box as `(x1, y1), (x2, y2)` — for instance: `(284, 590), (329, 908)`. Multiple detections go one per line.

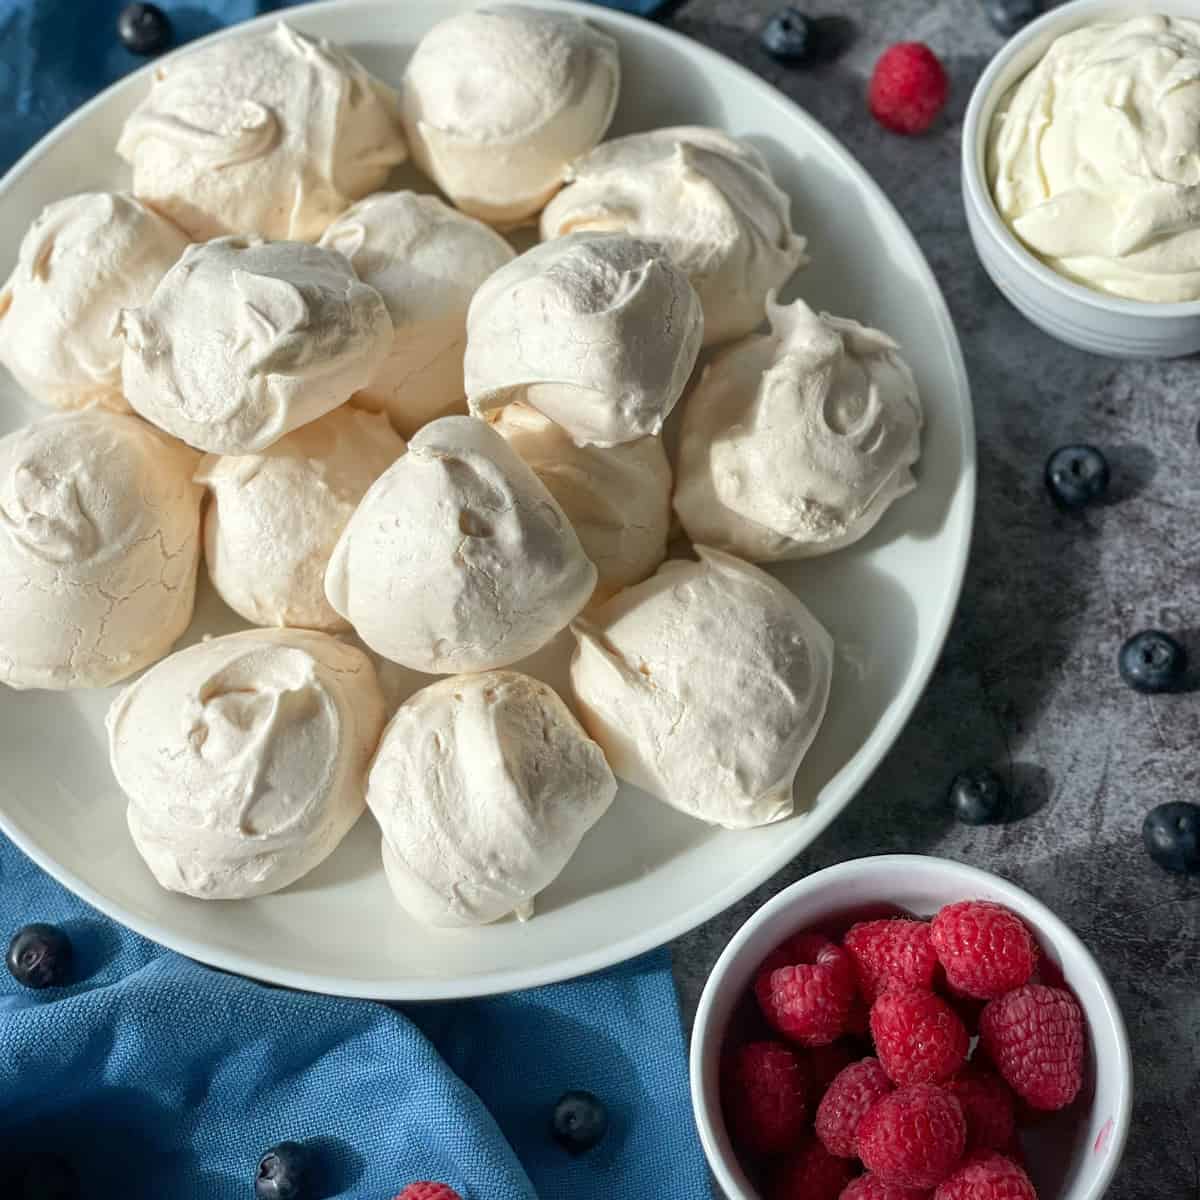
(6, 924), (72, 990)
(1143, 802), (1200, 874)
(255, 1142), (313, 1200)
(1119, 630), (1187, 694)
(761, 7), (813, 64)
(551, 1090), (608, 1155)
(982, 0), (1043, 36)
(117, 3), (172, 56)
(948, 766), (1009, 825)
(14, 1153), (80, 1200)
(1045, 445), (1110, 509)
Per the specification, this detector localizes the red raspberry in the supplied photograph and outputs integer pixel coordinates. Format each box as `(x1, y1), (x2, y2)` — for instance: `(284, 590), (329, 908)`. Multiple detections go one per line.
(867, 43), (949, 135)
(944, 1066), (1016, 1151)
(756, 935), (857, 1046)
(815, 1057), (894, 1157)
(844, 919), (938, 1003)
(933, 1151), (1037, 1200)
(931, 903), (1037, 1000)
(870, 988), (969, 1085)
(769, 1135), (857, 1200)
(840, 1175), (932, 1200)
(978, 985), (1084, 1111)
(724, 1040), (809, 1155)
(857, 1084), (966, 1189)
(808, 1042), (859, 1098)
(394, 1187), (463, 1200)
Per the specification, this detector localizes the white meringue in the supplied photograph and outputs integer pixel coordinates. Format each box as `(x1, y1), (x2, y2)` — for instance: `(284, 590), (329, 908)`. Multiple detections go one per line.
(464, 232), (703, 447)
(196, 406), (406, 632)
(318, 192), (515, 437)
(367, 670), (615, 926)
(118, 237), (394, 455)
(541, 126), (807, 345)
(489, 403), (670, 605)
(325, 415), (596, 673)
(0, 192), (188, 411)
(401, 5), (619, 228)
(569, 547), (833, 829)
(0, 410), (202, 691)
(674, 298), (922, 561)
(107, 628), (386, 899)
(116, 22), (407, 242)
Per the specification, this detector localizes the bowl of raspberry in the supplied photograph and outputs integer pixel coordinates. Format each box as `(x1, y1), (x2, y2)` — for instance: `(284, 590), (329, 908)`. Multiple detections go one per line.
(689, 855), (1131, 1200)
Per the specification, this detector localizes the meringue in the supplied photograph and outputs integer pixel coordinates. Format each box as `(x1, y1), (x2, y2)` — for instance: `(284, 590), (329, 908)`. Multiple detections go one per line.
(116, 22), (407, 242)
(318, 191), (515, 437)
(367, 670), (615, 926)
(196, 406), (406, 632)
(107, 628), (386, 899)
(0, 410), (202, 690)
(541, 126), (807, 345)
(118, 237), (393, 455)
(489, 403), (670, 604)
(674, 297), (922, 561)
(325, 415), (596, 673)
(569, 547), (833, 829)
(401, 5), (619, 228)
(464, 232), (703, 447)
(0, 192), (188, 411)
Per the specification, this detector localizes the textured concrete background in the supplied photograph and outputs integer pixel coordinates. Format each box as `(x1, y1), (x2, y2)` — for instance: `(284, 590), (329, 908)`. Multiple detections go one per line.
(662, 2), (1200, 1196)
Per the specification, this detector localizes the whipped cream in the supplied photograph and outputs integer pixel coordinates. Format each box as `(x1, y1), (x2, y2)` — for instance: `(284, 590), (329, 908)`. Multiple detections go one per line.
(990, 14), (1200, 302)
(402, 5), (619, 228)
(0, 193), (188, 411)
(196, 406), (406, 632)
(325, 414), (596, 673)
(465, 232), (703, 447)
(367, 670), (615, 926)
(489, 403), (671, 605)
(318, 191), (515, 437)
(0, 410), (202, 690)
(117, 22), (407, 242)
(541, 126), (807, 345)
(674, 297), (922, 560)
(570, 547), (833, 829)
(119, 237), (393, 454)
(108, 628), (386, 899)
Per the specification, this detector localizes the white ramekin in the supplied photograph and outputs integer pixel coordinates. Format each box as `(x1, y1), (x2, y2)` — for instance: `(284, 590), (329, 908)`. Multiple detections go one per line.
(962, 0), (1200, 357)
(690, 855), (1133, 1200)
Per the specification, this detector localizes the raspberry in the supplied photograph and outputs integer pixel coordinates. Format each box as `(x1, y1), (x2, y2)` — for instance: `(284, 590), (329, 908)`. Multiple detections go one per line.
(808, 1042), (859, 1098)
(931, 903), (1037, 1000)
(944, 1066), (1016, 1150)
(867, 43), (949, 135)
(394, 1187), (463, 1200)
(724, 1041), (809, 1154)
(756, 935), (857, 1046)
(844, 919), (938, 1003)
(857, 1084), (966, 1189)
(769, 1135), (857, 1200)
(979, 985), (1084, 1111)
(932, 1151), (1037, 1200)
(840, 1175), (932, 1200)
(815, 1057), (894, 1157)
(870, 988), (969, 1085)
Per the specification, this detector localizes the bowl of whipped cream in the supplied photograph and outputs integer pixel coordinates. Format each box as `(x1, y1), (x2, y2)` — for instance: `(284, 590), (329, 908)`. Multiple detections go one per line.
(963, 1), (1200, 357)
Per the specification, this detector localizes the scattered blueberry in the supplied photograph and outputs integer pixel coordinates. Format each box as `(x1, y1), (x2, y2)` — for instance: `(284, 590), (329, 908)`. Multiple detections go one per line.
(117, 3), (172, 56)
(1045, 444), (1110, 509)
(1119, 630), (1187, 694)
(761, 7), (813, 64)
(947, 766), (1009, 825)
(255, 1142), (313, 1200)
(6, 923), (72, 990)
(13, 1153), (80, 1200)
(982, 0), (1043, 36)
(551, 1090), (609, 1155)
(1143, 802), (1200, 874)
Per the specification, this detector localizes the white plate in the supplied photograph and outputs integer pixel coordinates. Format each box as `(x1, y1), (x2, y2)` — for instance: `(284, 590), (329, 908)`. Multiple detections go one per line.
(0, 0), (975, 1000)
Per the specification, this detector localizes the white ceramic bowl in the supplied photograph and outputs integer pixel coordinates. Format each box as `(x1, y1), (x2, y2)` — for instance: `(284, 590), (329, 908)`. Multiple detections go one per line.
(962, 0), (1200, 358)
(691, 855), (1132, 1200)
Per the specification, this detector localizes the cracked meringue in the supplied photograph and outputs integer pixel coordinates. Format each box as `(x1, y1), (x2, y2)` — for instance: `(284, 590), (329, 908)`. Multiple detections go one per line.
(674, 297), (922, 561)
(0, 410), (202, 691)
(196, 406), (406, 632)
(489, 402), (670, 605)
(464, 232), (703, 447)
(318, 191), (515, 437)
(367, 670), (615, 926)
(107, 628), (386, 899)
(116, 22), (407, 242)
(569, 547), (833, 829)
(541, 126), (807, 345)
(325, 415), (596, 673)
(118, 237), (393, 455)
(401, 5), (619, 228)
(0, 192), (188, 412)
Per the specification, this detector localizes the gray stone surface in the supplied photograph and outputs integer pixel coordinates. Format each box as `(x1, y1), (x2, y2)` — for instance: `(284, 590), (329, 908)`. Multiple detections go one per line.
(662, 2), (1200, 1196)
